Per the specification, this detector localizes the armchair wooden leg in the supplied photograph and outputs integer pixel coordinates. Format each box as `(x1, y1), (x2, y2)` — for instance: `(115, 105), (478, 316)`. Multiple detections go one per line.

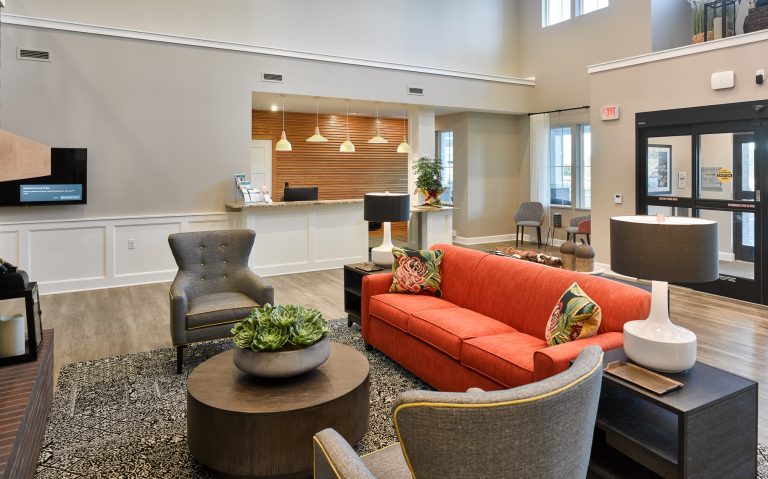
(176, 345), (185, 374)
(536, 227), (542, 247)
(586, 234), (591, 245)
(515, 226), (520, 247)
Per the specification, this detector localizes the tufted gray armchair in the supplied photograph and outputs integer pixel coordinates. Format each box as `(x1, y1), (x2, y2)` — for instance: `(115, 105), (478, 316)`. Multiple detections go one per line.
(514, 201), (545, 247)
(168, 229), (273, 373)
(313, 346), (603, 479)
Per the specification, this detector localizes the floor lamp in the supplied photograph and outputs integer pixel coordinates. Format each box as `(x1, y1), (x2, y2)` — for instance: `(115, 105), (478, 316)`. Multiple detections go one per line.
(610, 215), (718, 372)
(364, 192), (410, 266)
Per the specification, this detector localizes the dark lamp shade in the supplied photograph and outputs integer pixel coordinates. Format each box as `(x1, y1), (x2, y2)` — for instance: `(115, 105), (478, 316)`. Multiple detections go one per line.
(610, 216), (718, 283)
(364, 192), (410, 223)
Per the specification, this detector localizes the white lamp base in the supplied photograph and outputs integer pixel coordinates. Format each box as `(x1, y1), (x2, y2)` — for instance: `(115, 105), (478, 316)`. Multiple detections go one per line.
(371, 221), (395, 267)
(623, 280), (697, 372)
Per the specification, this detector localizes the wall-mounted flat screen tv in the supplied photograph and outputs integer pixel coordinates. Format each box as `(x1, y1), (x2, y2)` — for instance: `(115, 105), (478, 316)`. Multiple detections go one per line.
(0, 148), (87, 207)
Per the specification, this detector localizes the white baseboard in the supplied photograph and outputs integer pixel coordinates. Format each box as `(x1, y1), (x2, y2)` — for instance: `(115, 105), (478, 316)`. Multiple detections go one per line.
(719, 252), (736, 262)
(453, 233), (516, 245)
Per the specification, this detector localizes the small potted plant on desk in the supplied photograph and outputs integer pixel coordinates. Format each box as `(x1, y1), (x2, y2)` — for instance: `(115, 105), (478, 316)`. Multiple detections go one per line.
(413, 156), (445, 207)
(231, 304), (330, 378)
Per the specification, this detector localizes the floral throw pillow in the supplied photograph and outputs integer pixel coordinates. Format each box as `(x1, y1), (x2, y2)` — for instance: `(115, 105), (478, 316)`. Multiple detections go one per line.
(545, 282), (601, 346)
(389, 247), (444, 297)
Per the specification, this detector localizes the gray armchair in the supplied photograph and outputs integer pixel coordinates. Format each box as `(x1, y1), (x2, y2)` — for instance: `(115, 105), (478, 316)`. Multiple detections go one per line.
(514, 201), (545, 247)
(168, 229), (273, 373)
(314, 346), (604, 479)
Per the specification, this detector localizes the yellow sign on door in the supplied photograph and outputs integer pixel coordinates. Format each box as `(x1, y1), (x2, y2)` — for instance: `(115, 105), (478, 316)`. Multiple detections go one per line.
(717, 168), (733, 183)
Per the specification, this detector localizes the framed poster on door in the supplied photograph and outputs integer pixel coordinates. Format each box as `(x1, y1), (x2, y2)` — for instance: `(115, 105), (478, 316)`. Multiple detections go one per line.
(647, 144), (672, 195)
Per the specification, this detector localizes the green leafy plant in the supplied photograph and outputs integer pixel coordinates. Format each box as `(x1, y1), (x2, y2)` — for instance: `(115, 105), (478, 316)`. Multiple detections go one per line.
(231, 303), (329, 352)
(413, 156), (443, 194)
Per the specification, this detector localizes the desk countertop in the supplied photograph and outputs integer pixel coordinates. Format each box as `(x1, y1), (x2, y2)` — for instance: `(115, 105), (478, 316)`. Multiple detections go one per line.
(226, 199), (363, 210)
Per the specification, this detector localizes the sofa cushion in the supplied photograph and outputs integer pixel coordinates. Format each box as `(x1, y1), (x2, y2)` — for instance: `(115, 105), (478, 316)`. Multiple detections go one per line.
(390, 247), (444, 297)
(462, 333), (548, 388)
(369, 293), (459, 332)
(429, 244), (487, 307)
(186, 292), (259, 330)
(408, 308), (517, 360)
(463, 254), (546, 330)
(545, 282), (602, 346)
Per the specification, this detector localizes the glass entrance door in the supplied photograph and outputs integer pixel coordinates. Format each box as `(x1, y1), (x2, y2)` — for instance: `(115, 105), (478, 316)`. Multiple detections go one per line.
(638, 120), (764, 304)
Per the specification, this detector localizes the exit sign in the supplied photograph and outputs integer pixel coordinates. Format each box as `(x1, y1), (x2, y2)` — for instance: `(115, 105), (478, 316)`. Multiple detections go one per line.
(601, 105), (620, 121)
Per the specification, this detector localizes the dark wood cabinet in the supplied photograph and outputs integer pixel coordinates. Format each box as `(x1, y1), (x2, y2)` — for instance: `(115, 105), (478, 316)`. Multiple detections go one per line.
(589, 348), (757, 479)
(343, 264), (390, 327)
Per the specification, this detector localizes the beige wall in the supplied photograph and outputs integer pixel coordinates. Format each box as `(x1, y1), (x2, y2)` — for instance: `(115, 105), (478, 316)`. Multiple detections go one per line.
(436, 112), (521, 239)
(0, 23), (533, 222)
(589, 39), (768, 263)
(4, 0), (521, 78)
(518, 0), (653, 111)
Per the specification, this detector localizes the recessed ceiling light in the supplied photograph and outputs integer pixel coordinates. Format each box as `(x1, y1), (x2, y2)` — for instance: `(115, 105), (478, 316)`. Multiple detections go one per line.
(270, 104), (278, 112)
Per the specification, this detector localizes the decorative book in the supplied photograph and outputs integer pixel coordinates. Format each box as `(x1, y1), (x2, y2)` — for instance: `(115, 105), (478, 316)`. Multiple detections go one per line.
(604, 361), (683, 395)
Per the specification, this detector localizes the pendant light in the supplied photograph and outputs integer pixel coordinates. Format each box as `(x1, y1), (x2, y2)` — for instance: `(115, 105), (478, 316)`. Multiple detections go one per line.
(306, 97), (328, 142)
(340, 101), (355, 152)
(397, 109), (410, 153)
(275, 95), (292, 152)
(368, 104), (388, 144)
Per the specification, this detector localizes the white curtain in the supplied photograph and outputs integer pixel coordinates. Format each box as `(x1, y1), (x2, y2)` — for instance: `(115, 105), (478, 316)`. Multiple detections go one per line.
(529, 113), (550, 225)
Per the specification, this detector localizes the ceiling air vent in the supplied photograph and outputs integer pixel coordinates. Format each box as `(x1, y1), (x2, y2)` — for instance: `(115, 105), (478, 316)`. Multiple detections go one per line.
(408, 86), (424, 96)
(261, 72), (284, 83)
(17, 48), (51, 62)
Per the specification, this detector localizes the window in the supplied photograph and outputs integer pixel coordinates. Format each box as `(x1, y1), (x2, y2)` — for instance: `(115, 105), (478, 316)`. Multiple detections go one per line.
(436, 131), (454, 205)
(577, 0), (608, 15)
(549, 124), (591, 209)
(543, 0), (570, 26)
(581, 125), (591, 209)
(543, 0), (608, 26)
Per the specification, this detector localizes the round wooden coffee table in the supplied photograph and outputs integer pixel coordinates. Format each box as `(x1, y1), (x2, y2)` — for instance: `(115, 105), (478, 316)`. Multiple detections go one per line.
(187, 342), (369, 478)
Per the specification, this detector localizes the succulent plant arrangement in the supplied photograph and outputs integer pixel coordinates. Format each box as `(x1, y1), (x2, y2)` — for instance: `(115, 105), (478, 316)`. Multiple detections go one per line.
(231, 304), (329, 352)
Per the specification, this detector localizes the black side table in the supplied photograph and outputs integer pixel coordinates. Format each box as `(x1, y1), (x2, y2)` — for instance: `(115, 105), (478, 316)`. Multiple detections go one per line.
(589, 348), (757, 478)
(343, 264), (391, 328)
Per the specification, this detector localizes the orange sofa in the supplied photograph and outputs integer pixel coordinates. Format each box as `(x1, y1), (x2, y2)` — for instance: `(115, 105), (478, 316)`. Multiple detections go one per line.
(361, 243), (650, 392)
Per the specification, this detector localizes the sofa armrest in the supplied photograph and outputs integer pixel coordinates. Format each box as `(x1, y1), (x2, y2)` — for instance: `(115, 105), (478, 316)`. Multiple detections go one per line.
(361, 273), (393, 340)
(533, 332), (623, 381)
(313, 429), (376, 479)
(169, 274), (191, 346)
(235, 269), (275, 306)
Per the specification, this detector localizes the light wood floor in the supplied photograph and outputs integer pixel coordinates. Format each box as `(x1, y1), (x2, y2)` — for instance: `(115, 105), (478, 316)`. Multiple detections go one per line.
(4, 239), (768, 443)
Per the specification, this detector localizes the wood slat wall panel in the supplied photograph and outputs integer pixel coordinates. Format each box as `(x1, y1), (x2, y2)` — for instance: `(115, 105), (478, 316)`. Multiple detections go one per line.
(252, 110), (409, 200)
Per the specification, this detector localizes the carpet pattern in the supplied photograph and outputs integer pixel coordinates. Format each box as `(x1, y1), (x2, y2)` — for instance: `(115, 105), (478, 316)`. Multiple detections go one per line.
(36, 319), (428, 478)
(37, 319), (768, 478)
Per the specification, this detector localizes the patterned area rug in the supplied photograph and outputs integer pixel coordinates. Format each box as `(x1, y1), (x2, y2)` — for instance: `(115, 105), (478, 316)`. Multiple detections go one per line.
(37, 319), (768, 478)
(36, 319), (428, 478)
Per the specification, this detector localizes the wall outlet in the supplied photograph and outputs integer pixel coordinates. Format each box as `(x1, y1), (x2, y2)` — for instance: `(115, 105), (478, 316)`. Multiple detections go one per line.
(128, 239), (136, 249)
(614, 193), (623, 204)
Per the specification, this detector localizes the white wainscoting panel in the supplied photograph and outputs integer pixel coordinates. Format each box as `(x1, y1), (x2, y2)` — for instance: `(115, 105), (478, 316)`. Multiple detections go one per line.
(114, 222), (180, 277)
(0, 213), (228, 294)
(232, 203), (368, 276)
(29, 226), (106, 283)
(0, 230), (19, 265)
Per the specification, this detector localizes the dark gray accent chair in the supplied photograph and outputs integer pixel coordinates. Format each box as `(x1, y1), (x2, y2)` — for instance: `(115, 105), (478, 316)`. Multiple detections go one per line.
(168, 229), (273, 374)
(514, 201), (545, 247)
(313, 346), (604, 479)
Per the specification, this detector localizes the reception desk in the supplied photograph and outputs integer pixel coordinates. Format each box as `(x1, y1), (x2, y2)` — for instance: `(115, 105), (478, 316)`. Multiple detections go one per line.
(226, 200), (368, 276)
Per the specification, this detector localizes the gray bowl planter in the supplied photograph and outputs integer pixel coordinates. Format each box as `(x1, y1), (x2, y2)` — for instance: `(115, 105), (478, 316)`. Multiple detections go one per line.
(233, 335), (331, 378)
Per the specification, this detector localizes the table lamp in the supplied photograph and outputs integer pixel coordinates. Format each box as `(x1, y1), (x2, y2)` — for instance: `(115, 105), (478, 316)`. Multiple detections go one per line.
(364, 192), (410, 266)
(610, 215), (718, 372)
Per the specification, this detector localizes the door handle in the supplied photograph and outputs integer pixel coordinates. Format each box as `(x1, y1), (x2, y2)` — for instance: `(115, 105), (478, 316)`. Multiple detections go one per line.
(757, 190), (761, 202)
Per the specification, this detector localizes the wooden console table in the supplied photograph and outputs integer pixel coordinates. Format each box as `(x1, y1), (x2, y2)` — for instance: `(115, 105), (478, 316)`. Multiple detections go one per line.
(0, 329), (54, 479)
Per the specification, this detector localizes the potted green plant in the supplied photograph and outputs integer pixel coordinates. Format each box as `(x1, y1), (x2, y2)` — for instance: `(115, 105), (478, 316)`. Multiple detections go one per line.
(413, 156), (445, 206)
(231, 303), (330, 378)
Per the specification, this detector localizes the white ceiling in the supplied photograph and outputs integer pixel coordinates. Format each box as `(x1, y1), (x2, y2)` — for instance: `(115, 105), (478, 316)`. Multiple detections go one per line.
(251, 92), (465, 118)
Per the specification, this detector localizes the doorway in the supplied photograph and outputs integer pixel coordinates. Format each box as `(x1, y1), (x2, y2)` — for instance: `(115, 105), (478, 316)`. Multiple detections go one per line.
(636, 100), (768, 304)
(250, 140), (273, 195)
